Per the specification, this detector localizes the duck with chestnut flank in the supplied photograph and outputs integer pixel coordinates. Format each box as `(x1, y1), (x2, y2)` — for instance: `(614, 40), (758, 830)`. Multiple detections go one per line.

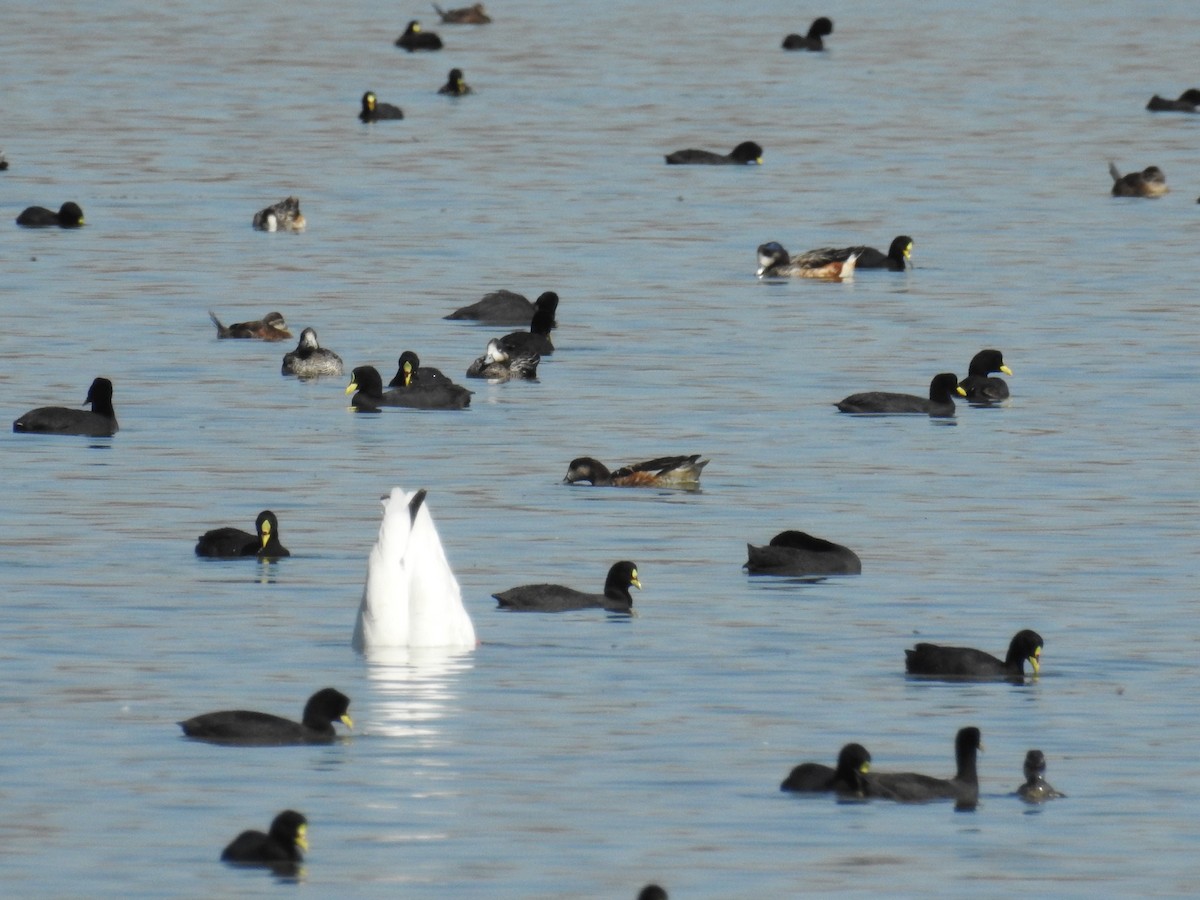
(563, 454), (708, 489)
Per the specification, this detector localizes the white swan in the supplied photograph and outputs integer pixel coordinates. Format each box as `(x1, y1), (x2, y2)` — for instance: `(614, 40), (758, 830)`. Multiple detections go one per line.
(353, 487), (477, 652)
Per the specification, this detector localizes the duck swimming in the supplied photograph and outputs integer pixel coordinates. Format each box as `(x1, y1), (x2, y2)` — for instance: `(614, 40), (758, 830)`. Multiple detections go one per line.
(221, 810), (307, 873)
(494, 560), (642, 614)
(388, 350), (454, 388)
(958, 349), (1012, 401)
(209, 310), (291, 341)
(496, 297), (556, 357)
(180, 688), (351, 745)
(348, 365), (471, 411)
(782, 17), (833, 51)
(354, 487), (477, 651)
(744, 530), (861, 576)
(563, 454), (708, 489)
(466, 338), (540, 381)
(757, 242), (858, 279)
(16, 201), (84, 228)
(869, 726), (983, 807)
(780, 743), (872, 794)
(433, 2), (491, 23)
(195, 510), (290, 560)
(359, 91), (404, 122)
(1017, 750), (1066, 803)
(665, 141), (762, 165)
(12, 377), (117, 437)
(904, 629), (1043, 681)
(835, 373), (965, 417)
(791, 235), (912, 271)
(252, 196), (306, 231)
(438, 68), (472, 95)
(1146, 89), (1200, 112)
(445, 289), (559, 327)
(395, 20), (443, 51)
(1109, 162), (1167, 197)
(282, 327), (344, 378)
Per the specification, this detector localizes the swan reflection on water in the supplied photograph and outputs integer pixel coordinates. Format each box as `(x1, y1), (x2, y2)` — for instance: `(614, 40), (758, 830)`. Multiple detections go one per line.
(361, 645), (476, 741)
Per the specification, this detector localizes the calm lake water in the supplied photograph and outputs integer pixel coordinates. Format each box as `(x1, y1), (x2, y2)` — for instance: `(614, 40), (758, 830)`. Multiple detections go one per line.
(2, 0), (1198, 896)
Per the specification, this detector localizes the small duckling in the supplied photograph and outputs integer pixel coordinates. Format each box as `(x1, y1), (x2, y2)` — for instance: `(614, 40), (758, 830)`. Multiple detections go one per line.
(252, 196), (306, 231)
(16, 201), (85, 228)
(282, 328), (344, 378)
(433, 2), (491, 24)
(395, 20), (443, 51)
(1017, 750), (1066, 803)
(359, 91), (404, 122)
(1109, 162), (1167, 198)
(438, 68), (472, 96)
(782, 17), (833, 51)
(665, 141), (762, 165)
(756, 242), (858, 279)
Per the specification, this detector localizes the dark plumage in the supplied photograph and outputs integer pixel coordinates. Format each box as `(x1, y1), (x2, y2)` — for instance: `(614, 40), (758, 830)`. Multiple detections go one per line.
(563, 454), (708, 489)
(665, 141), (762, 165)
(780, 743), (872, 795)
(282, 328), (344, 378)
(756, 242), (858, 279)
(195, 510), (290, 560)
(466, 338), (540, 381)
(782, 16), (833, 51)
(16, 201), (84, 228)
(496, 297), (556, 356)
(395, 20), (443, 51)
(209, 310), (291, 341)
(388, 351), (453, 388)
(637, 886), (668, 900)
(434, 2), (491, 23)
(181, 688), (352, 746)
(1017, 750), (1065, 803)
(744, 530), (861, 576)
(359, 91), (404, 122)
(494, 561), (641, 613)
(12, 377), (117, 437)
(445, 289), (559, 326)
(1146, 89), (1200, 112)
(221, 810), (307, 872)
(787, 235), (912, 271)
(870, 727), (982, 806)
(904, 629), (1043, 681)
(1109, 162), (1167, 198)
(252, 196), (306, 231)
(438, 68), (472, 95)
(835, 373), (966, 417)
(958, 349), (1012, 401)
(347, 365), (471, 411)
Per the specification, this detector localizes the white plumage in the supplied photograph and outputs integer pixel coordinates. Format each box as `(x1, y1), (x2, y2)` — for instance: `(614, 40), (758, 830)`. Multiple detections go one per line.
(353, 487), (477, 652)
